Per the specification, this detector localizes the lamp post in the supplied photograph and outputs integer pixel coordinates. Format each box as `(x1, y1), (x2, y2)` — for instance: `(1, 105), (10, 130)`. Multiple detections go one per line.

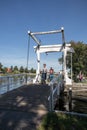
(70, 48), (75, 84)
(71, 52), (72, 84)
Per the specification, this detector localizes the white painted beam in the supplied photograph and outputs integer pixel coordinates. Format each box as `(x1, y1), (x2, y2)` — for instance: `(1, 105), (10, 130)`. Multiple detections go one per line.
(28, 29), (63, 35)
(34, 44), (71, 53)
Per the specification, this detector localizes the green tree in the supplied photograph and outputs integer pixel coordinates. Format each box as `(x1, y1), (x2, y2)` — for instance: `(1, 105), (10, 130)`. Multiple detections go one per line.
(13, 66), (19, 73)
(30, 68), (36, 73)
(70, 41), (87, 76)
(25, 67), (29, 73)
(10, 66), (14, 72)
(58, 41), (87, 80)
(19, 66), (24, 73)
(14, 66), (18, 71)
(0, 62), (3, 71)
(2, 67), (8, 73)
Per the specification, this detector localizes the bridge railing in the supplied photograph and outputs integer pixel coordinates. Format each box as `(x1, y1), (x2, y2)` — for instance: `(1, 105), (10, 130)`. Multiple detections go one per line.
(0, 74), (29, 95)
(48, 74), (64, 111)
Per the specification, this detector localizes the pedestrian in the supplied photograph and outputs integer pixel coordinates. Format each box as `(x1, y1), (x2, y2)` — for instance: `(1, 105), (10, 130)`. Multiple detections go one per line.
(41, 64), (47, 84)
(49, 67), (54, 81)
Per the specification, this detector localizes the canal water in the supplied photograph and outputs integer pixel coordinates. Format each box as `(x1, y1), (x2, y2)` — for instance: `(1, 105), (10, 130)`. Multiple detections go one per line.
(0, 75), (32, 95)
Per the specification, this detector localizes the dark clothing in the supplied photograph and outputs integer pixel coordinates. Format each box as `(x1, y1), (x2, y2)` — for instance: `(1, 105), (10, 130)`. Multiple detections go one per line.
(42, 72), (47, 80)
(49, 74), (54, 81)
(49, 68), (54, 81)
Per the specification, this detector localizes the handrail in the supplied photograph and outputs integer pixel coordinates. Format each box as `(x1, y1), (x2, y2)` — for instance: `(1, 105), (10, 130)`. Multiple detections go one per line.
(0, 74), (28, 95)
(48, 74), (64, 111)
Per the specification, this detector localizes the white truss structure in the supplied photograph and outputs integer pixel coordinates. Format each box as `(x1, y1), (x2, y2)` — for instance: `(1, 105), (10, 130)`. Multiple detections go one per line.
(28, 27), (73, 85)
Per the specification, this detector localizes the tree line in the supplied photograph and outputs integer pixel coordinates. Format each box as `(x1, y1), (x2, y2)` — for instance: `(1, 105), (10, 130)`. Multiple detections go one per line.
(59, 41), (87, 80)
(0, 64), (36, 74)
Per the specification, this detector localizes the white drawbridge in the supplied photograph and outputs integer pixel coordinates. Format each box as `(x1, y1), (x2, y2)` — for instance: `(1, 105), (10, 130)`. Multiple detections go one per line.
(28, 27), (74, 85)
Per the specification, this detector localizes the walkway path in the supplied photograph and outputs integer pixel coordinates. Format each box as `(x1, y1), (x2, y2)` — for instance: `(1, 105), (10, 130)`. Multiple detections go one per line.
(0, 84), (50, 130)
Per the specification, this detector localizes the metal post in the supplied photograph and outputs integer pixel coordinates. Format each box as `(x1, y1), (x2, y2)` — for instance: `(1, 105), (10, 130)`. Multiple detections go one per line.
(63, 49), (67, 83)
(35, 49), (40, 83)
(71, 52), (72, 84)
(61, 27), (65, 48)
(37, 50), (40, 74)
(57, 82), (60, 96)
(50, 84), (54, 111)
(26, 35), (30, 84)
(56, 82), (60, 110)
(69, 87), (72, 111)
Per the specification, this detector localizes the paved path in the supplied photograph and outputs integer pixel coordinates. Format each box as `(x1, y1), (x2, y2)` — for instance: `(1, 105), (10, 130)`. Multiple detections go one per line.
(0, 84), (50, 130)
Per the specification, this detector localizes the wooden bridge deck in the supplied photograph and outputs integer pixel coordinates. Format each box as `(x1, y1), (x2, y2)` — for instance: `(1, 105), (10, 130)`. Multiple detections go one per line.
(0, 84), (50, 130)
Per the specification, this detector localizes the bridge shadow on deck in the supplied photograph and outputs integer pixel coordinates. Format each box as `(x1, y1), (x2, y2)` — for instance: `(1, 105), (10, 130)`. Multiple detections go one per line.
(0, 84), (50, 130)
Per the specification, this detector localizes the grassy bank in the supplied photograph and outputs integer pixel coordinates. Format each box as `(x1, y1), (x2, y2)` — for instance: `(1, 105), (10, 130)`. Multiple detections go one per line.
(37, 112), (87, 130)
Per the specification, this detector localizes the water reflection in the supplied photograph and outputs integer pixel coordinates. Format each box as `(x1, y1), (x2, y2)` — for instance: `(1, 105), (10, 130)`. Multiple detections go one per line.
(0, 74), (32, 95)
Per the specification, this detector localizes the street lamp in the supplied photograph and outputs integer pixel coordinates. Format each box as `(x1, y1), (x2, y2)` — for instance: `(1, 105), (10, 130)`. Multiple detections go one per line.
(70, 47), (75, 84)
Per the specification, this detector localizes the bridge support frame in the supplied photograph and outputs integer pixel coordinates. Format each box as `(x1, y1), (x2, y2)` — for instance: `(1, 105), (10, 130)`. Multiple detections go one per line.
(28, 27), (74, 85)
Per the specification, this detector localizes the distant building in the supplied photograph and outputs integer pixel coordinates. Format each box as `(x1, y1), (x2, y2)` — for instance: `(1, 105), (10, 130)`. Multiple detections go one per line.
(7, 68), (12, 73)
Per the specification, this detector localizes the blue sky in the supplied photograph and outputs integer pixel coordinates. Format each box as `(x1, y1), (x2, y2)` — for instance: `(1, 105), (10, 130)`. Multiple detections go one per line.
(0, 0), (87, 72)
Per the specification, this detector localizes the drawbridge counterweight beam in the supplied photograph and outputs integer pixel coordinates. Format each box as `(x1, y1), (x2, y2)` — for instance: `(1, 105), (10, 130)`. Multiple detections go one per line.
(28, 28), (62, 35)
(28, 27), (65, 46)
